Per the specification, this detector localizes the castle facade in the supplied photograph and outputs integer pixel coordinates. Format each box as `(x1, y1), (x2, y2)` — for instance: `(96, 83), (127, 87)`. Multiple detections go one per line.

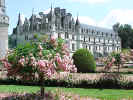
(11, 7), (121, 57)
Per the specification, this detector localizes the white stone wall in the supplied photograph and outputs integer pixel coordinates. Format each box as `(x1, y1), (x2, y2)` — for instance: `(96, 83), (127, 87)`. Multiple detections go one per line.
(0, 25), (8, 59)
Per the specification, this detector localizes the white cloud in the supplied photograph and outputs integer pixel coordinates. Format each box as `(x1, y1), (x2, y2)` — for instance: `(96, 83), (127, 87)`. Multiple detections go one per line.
(20, 14), (25, 24)
(75, 16), (96, 26)
(78, 9), (133, 29)
(43, 8), (51, 14)
(68, 0), (110, 4)
(98, 9), (133, 28)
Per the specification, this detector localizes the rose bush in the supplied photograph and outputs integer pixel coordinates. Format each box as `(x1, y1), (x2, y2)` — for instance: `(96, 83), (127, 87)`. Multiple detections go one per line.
(103, 49), (133, 72)
(0, 35), (77, 97)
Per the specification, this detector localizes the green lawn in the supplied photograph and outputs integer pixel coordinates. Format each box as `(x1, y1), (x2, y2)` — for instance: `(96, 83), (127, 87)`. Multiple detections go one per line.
(0, 85), (133, 100)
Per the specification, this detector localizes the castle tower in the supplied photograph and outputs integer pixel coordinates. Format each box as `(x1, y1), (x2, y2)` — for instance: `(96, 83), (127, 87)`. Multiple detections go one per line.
(0, 0), (9, 59)
(50, 5), (56, 37)
(75, 15), (81, 50)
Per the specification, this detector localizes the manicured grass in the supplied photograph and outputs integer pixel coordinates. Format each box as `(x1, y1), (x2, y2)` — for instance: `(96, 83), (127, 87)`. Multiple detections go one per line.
(0, 85), (133, 100)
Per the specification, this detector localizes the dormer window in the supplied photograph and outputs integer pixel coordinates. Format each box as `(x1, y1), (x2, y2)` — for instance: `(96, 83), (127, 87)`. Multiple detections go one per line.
(102, 32), (104, 36)
(106, 33), (108, 37)
(86, 29), (88, 33)
(111, 34), (113, 37)
(81, 28), (84, 33)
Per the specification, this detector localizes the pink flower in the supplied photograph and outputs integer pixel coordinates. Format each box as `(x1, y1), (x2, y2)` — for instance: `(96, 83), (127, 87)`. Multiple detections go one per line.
(18, 56), (25, 66)
(112, 57), (115, 63)
(50, 36), (56, 44)
(37, 60), (46, 68)
(46, 68), (52, 78)
(2, 59), (11, 69)
(38, 44), (43, 51)
(56, 56), (62, 64)
(38, 51), (43, 57)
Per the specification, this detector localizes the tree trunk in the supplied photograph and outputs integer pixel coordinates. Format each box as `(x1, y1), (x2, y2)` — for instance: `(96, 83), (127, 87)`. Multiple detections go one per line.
(41, 84), (45, 97)
(40, 75), (45, 98)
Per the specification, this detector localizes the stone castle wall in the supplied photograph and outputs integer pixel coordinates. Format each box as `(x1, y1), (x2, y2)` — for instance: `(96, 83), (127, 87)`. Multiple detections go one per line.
(0, 24), (8, 59)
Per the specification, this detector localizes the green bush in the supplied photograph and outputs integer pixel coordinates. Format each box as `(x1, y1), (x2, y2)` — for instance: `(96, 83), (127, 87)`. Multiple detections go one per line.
(72, 48), (96, 73)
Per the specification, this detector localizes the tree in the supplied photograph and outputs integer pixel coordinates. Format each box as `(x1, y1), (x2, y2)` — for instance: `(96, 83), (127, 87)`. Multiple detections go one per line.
(113, 23), (133, 49)
(0, 36), (77, 98)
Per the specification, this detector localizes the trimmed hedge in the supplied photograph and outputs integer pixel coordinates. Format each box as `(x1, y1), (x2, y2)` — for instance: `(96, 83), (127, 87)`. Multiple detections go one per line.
(73, 49), (96, 73)
(0, 74), (133, 89)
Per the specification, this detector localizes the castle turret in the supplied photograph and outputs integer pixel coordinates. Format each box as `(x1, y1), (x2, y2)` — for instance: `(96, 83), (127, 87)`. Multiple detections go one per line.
(75, 16), (81, 50)
(17, 13), (23, 26)
(16, 13), (23, 34)
(0, 0), (9, 59)
(23, 17), (30, 32)
(75, 16), (80, 32)
(50, 5), (56, 36)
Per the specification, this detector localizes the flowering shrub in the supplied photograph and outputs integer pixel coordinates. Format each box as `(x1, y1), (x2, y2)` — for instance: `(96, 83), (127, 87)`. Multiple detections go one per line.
(103, 49), (133, 72)
(0, 35), (77, 97)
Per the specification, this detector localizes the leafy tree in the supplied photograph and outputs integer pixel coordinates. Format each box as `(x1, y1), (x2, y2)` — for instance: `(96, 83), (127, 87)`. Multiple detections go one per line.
(113, 23), (133, 49)
(1, 36), (77, 98)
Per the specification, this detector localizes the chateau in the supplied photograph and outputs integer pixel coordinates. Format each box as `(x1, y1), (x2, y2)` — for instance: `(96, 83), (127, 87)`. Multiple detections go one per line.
(11, 6), (121, 57)
(0, 0), (9, 59)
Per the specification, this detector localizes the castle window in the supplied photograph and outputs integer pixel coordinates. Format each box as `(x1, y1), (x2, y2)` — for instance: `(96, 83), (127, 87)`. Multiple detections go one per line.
(117, 47), (119, 51)
(86, 29), (88, 33)
(65, 32), (69, 39)
(94, 38), (96, 43)
(111, 34), (113, 37)
(89, 46), (91, 50)
(99, 38), (100, 42)
(81, 28), (84, 33)
(106, 33), (108, 37)
(92, 30), (94, 34)
(97, 31), (99, 35)
(72, 43), (75, 51)
(89, 37), (90, 42)
(72, 35), (75, 40)
(84, 36), (85, 42)
(99, 46), (101, 50)
(108, 40), (110, 43)
(102, 32), (104, 36)
(58, 33), (61, 38)
(86, 45), (88, 49)
(96, 46), (97, 51)
(69, 22), (71, 29)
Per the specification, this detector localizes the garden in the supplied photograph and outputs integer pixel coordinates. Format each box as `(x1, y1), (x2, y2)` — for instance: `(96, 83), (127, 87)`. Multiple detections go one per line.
(0, 35), (133, 100)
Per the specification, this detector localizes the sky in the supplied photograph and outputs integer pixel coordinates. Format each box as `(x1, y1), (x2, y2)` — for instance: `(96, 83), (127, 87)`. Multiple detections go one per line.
(6, 0), (133, 35)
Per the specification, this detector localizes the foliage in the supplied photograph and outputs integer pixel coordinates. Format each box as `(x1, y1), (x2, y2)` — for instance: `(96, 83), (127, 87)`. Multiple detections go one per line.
(111, 52), (121, 65)
(113, 23), (133, 49)
(73, 48), (96, 73)
(1, 36), (77, 80)
(0, 35), (77, 97)
(102, 49), (133, 72)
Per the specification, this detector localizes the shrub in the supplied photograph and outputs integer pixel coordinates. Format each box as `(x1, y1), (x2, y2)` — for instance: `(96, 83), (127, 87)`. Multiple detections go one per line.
(0, 36), (77, 97)
(73, 48), (96, 73)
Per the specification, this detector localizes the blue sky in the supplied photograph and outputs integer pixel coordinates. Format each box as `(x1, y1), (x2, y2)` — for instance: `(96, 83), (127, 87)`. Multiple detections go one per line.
(6, 0), (133, 35)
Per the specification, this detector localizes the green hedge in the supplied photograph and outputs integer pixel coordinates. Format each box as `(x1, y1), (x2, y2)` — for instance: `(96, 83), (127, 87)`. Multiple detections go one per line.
(0, 74), (133, 89)
(73, 49), (96, 73)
